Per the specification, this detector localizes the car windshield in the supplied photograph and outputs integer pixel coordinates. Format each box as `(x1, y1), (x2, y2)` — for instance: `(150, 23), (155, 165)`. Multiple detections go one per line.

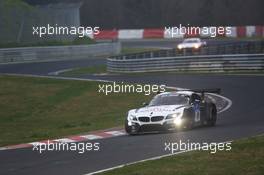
(183, 39), (199, 43)
(149, 94), (189, 106)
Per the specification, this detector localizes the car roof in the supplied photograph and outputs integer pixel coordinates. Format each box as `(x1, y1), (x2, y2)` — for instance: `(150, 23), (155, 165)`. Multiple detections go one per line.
(184, 38), (201, 41)
(158, 91), (194, 97)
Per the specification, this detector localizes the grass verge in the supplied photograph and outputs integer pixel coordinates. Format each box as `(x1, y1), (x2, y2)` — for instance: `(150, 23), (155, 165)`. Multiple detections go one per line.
(61, 65), (107, 77)
(0, 75), (151, 146)
(99, 135), (264, 175)
(121, 47), (159, 54)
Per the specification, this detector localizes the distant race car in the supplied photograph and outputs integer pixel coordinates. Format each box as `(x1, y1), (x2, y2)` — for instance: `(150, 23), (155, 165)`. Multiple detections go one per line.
(177, 38), (207, 51)
(125, 89), (219, 135)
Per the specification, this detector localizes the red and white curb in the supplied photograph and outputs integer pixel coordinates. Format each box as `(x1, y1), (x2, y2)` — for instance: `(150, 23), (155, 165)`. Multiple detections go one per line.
(86, 25), (264, 40)
(0, 130), (126, 151)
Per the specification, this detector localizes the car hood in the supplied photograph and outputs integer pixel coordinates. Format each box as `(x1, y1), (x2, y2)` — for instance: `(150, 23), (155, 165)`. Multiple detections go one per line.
(179, 43), (201, 48)
(130, 105), (186, 117)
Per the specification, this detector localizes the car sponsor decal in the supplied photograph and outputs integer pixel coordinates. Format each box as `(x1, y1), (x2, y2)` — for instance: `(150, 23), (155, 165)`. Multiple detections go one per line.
(193, 101), (201, 122)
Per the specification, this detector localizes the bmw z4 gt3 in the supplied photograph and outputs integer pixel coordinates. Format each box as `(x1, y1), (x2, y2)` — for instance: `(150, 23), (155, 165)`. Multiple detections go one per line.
(125, 89), (218, 135)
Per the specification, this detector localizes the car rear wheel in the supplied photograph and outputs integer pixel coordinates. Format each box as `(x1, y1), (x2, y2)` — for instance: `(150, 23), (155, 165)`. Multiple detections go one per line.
(207, 105), (217, 126)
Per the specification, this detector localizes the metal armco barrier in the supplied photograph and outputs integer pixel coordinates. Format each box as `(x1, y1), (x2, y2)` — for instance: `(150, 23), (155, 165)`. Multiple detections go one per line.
(108, 41), (264, 73)
(111, 40), (264, 60)
(0, 43), (121, 63)
(107, 54), (264, 73)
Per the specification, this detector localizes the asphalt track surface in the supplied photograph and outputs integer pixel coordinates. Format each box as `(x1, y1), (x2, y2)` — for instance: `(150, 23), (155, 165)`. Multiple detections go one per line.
(0, 58), (106, 75)
(1, 46), (264, 175)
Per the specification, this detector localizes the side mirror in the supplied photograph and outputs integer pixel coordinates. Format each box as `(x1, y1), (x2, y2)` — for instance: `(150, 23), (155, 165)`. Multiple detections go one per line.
(142, 102), (148, 106)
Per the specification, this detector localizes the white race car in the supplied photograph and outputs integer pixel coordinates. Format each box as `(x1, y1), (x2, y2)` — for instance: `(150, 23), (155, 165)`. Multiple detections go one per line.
(177, 38), (207, 50)
(125, 89), (219, 135)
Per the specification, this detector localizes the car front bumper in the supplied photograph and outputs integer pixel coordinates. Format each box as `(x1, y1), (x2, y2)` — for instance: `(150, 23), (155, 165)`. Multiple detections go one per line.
(127, 117), (187, 131)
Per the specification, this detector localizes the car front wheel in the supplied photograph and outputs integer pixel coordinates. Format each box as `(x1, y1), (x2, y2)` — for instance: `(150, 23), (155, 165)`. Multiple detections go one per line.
(125, 120), (140, 135)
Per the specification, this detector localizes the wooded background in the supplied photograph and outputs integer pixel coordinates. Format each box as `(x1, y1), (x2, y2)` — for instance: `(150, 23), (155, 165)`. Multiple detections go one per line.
(25, 0), (264, 29)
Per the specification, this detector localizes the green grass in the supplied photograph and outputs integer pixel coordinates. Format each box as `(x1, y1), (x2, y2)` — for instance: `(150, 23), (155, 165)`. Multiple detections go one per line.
(0, 75), (151, 146)
(121, 47), (159, 54)
(99, 135), (264, 175)
(61, 65), (107, 76)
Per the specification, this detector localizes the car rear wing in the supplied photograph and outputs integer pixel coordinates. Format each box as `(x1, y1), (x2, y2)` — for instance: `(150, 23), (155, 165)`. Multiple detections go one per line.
(174, 88), (221, 94)
(189, 88), (221, 101)
(190, 88), (221, 94)
(174, 88), (221, 101)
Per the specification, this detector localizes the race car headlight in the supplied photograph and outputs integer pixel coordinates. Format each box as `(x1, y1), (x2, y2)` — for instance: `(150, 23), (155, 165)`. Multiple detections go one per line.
(177, 45), (183, 49)
(166, 112), (182, 119)
(166, 113), (183, 126)
(194, 44), (200, 49)
(128, 115), (137, 121)
(173, 117), (182, 126)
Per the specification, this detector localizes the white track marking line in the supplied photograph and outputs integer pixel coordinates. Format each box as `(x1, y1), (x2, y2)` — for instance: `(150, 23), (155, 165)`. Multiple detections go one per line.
(166, 86), (185, 90)
(0, 147), (7, 151)
(166, 86), (232, 114)
(84, 150), (191, 175)
(29, 142), (44, 146)
(48, 68), (74, 76)
(53, 138), (76, 143)
(84, 141), (233, 175)
(105, 131), (126, 136)
(207, 93), (233, 113)
(2, 73), (113, 83)
(80, 135), (103, 140)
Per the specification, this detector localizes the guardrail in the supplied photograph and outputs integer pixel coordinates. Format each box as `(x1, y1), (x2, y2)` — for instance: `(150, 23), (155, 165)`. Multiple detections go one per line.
(107, 54), (264, 73)
(0, 42), (121, 63)
(107, 40), (264, 73)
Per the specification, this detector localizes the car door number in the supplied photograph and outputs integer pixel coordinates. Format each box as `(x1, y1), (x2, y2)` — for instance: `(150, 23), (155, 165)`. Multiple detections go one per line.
(193, 102), (200, 122)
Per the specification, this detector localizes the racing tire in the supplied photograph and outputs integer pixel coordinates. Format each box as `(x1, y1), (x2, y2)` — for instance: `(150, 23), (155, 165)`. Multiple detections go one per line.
(184, 118), (194, 130)
(125, 120), (139, 135)
(207, 105), (217, 126)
